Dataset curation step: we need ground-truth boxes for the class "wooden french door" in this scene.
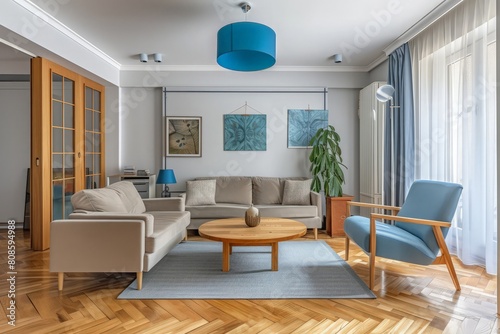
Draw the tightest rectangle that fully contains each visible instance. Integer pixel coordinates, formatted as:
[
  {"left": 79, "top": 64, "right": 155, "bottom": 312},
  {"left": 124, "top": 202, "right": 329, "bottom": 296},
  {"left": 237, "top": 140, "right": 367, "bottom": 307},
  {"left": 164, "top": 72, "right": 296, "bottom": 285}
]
[{"left": 31, "top": 57, "right": 105, "bottom": 250}]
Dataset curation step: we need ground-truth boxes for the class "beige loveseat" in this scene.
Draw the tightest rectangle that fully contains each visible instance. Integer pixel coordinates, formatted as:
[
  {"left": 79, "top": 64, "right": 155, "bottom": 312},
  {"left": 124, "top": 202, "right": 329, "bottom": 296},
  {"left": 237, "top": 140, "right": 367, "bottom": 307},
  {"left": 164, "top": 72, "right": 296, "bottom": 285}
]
[
  {"left": 185, "top": 176, "right": 322, "bottom": 239},
  {"left": 50, "top": 181, "right": 190, "bottom": 290}
]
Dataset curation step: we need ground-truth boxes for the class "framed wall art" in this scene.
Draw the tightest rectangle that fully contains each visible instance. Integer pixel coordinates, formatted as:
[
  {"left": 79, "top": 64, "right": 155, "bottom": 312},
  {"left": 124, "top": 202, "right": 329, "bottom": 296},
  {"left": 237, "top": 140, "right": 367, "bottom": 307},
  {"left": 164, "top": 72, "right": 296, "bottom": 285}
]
[
  {"left": 287, "top": 109, "right": 328, "bottom": 148},
  {"left": 224, "top": 114, "right": 266, "bottom": 151},
  {"left": 166, "top": 116, "right": 202, "bottom": 157}
]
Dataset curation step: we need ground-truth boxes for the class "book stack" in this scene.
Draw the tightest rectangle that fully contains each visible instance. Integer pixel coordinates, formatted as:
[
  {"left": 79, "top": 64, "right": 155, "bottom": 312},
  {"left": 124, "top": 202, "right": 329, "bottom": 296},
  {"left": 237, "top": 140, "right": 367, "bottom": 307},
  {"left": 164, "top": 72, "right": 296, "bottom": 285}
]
[{"left": 123, "top": 166, "right": 136, "bottom": 175}]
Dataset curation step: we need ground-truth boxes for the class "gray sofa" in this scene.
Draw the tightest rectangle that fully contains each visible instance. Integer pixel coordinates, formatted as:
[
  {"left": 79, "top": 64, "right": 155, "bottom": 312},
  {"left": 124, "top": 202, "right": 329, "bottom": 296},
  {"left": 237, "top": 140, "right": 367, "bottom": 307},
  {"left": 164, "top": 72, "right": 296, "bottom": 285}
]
[
  {"left": 184, "top": 176, "right": 322, "bottom": 239},
  {"left": 50, "top": 181, "right": 190, "bottom": 290}
]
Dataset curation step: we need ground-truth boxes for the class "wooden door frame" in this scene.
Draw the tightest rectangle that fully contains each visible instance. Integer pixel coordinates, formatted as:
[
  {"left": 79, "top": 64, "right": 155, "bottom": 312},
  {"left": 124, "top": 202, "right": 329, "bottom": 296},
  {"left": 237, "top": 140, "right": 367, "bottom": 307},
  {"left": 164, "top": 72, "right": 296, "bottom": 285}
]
[{"left": 31, "top": 57, "right": 105, "bottom": 250}]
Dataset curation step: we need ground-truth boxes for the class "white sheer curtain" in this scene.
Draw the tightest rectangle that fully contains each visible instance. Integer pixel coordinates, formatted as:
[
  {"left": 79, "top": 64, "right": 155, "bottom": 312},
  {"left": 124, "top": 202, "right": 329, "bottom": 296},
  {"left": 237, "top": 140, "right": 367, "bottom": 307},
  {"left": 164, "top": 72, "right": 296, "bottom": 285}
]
[{"left": 410, "top": 0, "right": 497, "bottom": 274}]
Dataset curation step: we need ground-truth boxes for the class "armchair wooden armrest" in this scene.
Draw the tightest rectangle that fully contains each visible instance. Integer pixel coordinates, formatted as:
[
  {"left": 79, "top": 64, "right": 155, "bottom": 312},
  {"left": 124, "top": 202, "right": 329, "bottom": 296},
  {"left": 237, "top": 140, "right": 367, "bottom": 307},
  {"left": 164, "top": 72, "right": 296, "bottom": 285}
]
[
  {"left": 347, "top": 201, "right": 401, "bottom": 215},
  {"left": 370, "top": 213, "right": 451, "bottom": 227}
]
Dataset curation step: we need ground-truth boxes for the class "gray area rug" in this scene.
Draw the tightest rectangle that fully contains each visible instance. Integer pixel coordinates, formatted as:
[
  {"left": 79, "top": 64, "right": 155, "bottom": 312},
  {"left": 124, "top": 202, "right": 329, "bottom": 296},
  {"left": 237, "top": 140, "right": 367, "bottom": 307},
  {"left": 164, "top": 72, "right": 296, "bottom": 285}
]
[{"left": 118, "top": 240, "right": 375, "bottom": 299}]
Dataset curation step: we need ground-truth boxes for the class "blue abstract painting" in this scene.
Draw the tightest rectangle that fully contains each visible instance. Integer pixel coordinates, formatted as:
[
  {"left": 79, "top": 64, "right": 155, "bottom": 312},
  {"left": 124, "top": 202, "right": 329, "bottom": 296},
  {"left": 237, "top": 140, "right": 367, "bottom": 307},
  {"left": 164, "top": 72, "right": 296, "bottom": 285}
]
[
  {"left": 287, "top": 109, "right": 328, "bottom": 148},
  {"left": 224, "top": 114, "right": 266, "bottom": 151}
]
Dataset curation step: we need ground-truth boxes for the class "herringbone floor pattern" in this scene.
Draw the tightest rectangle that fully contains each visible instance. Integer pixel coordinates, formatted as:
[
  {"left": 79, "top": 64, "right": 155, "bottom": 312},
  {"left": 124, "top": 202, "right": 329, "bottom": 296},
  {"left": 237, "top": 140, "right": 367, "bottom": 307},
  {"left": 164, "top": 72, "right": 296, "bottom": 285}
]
[{"left": 0, "top": 230, "right": 497, "bottom": 333}]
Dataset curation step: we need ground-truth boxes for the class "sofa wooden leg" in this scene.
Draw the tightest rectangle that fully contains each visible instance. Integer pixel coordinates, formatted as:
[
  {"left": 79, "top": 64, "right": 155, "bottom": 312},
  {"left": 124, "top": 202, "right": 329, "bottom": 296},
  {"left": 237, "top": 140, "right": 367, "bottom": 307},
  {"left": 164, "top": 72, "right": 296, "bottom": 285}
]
[
  {"left": 313, "top": 228, "right": 318, "bottom": 240},
  {"left": 137, "top": 272, "right": 143, "bottom": 290},
  {"left": 58, "top": 272, "right": 64, "bottom": 291}
]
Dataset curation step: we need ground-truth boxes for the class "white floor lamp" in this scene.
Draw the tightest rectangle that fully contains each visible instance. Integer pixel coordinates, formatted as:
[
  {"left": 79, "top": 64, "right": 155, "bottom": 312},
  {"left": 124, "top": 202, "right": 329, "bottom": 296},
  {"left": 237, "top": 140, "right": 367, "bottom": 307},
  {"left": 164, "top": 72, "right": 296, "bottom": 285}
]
[{"left": 376, "top": 84, "right": 399, "bottom": 207}]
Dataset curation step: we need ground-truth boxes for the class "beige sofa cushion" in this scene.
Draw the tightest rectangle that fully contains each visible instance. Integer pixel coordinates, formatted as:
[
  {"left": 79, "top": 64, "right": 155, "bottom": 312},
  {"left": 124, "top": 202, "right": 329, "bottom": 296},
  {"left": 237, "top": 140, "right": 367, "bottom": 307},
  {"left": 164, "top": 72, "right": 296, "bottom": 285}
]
[
  {"left": 186, "top": 179, "right": 216, "bottom": 206},
  {"left": 107, "top": 181, "right": 146, "bottom": 214},
  {"left": 252, "top": 177, "right": 282, "bottom": 204},
  {"left": 145, "top": 211, "right": 190, "bottom": 253},
  {"left": 197, "top": 176, "right": 252, "bottom": 205},
  {"left": 71, "top": 188, "right": 128, "bottom": 212},
  {"left": 187, "top": 203, "right": 248, "bottom": 219},
  {"left": 256, "top": 204, "right": 318, "bottom": 218},
  {"left": 282, "top": 179, "right": 312, "bottom": 205}
]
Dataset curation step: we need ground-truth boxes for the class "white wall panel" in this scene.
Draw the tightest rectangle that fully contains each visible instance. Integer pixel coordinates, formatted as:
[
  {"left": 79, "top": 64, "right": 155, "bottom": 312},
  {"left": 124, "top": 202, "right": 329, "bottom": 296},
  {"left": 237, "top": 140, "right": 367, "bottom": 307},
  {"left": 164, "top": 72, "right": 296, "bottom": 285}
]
[{"left": 0, "top": 82, "right": 30, "bottom": 223}]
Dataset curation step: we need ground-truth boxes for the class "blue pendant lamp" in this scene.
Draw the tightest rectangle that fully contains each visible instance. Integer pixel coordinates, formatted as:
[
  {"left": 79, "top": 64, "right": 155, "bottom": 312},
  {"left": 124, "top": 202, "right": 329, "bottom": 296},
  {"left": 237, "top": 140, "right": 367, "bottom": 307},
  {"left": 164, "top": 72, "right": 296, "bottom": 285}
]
[{"left": 217, "top": 3, "right": 276, "bottom": 72}]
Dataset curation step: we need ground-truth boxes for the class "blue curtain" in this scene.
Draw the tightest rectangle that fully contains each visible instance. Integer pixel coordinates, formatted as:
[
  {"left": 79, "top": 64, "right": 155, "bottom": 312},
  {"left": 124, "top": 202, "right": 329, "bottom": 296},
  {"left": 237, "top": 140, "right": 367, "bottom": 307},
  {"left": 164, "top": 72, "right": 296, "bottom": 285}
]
[{"left": 384, "top": 43, "right": 414, "bottom": 207}]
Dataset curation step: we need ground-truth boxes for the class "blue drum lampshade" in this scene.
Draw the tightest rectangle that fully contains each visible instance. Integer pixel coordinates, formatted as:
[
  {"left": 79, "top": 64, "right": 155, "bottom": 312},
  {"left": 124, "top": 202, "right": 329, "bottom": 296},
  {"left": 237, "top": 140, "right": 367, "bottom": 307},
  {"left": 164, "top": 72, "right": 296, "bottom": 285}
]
[
  {"left": 157, "top": 169, "right": 177, "bottom": 185},
  {"left": 157, "top": 169, "right": 177, "bottom": 197},
  {"left": 217, "top": 22, "right": 276, "bottom": 72}
]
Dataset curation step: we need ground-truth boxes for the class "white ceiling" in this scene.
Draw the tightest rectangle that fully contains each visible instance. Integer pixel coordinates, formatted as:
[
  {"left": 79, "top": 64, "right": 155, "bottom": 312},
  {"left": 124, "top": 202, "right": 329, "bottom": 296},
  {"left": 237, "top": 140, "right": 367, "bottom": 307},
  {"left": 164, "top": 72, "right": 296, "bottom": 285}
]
[{"left": 18, "top": 0, "right": 446, "bottom": 70}]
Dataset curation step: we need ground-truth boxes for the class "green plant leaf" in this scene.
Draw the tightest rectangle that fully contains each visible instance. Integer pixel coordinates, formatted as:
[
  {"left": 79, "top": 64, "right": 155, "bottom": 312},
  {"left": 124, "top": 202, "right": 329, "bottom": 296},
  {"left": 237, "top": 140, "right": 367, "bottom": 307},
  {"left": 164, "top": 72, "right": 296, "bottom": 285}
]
[{"left": 307, "top": 125, "right": 346, "bottom": 197}]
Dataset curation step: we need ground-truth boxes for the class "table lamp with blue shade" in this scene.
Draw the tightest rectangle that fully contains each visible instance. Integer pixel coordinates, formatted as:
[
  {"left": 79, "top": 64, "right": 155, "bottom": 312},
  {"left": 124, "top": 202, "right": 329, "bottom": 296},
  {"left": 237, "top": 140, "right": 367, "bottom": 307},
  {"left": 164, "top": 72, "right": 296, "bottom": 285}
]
[{"left": 157, "top": 169, "right": 176, "bottom": 197}]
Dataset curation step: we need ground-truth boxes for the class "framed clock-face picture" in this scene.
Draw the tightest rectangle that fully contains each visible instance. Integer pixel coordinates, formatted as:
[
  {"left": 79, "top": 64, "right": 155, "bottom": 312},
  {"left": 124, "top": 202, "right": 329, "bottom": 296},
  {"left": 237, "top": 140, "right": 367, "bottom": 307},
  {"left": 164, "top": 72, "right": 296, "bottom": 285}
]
[{"left": 166, "top": 116, "right": 202, "bottom": 157}]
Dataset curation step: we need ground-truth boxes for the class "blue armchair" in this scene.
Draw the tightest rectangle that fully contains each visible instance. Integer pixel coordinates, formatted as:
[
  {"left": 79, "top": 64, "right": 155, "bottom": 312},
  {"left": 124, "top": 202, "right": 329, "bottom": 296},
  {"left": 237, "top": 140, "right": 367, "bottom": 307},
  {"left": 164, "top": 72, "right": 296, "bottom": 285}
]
[{"left": 344, "top": 180, "right": 463, "bottom": 290}]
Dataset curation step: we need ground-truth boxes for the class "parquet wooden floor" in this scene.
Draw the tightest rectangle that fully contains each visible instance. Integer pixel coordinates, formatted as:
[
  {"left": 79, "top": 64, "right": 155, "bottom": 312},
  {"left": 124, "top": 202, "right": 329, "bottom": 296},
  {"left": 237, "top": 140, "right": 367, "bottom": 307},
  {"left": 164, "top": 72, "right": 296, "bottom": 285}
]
[{"left": 0, "top": 230, "right": 497, "bottom": 333}]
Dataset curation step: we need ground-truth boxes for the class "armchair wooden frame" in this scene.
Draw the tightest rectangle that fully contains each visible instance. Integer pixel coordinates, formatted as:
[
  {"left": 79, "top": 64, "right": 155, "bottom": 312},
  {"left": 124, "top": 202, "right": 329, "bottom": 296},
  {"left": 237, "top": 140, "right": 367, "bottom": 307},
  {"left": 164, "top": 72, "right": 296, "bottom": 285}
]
[{"left": 345, "top": 201, "right": 461, "bottom": 291}]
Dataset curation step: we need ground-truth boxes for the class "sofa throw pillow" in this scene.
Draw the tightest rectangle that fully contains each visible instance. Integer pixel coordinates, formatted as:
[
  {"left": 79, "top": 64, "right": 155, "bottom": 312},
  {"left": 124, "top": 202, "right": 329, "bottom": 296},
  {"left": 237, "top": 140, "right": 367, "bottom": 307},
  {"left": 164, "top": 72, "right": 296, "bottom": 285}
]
[
  {"left": 282, "top": 179, "right": 312, "bottom": 205},
  {"left": 196, "top": 177, "right": 252, "bottom": 205},
  {"left": 252, "top": 177, "right": 282, "bottom": 204},
  {"left": 71, "top": 188, "right": 128, "bottom": 212},
  {"left": 107, "top": 181, "right": 146, "bottom": 214},
  {"left": 186, "top": 179, "right": 216, "bottom": 206}
]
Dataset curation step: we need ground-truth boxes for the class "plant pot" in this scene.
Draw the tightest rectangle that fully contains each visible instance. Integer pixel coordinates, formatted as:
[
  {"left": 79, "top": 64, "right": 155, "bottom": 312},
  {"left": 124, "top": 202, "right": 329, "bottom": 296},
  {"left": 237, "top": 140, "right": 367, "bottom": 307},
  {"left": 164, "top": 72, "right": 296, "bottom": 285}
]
[{"left": 325, "top": 194, "right": 354, "bottom": 237}]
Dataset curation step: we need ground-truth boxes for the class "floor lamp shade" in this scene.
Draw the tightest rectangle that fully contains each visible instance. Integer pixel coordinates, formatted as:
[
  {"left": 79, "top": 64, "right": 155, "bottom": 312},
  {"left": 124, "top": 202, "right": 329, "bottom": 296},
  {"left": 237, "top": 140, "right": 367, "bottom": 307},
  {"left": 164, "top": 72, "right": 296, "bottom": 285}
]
[{"left": 217, "top": 22, "right": 276, "bottom": 71}]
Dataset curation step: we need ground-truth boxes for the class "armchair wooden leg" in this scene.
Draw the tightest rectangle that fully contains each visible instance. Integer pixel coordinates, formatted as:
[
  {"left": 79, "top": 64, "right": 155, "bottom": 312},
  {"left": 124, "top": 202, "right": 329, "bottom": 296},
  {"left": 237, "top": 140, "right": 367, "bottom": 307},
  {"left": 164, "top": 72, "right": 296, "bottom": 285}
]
[
  {"left": 345, "top": 236, "right": 350, "bottom": 260},
  {"left": 369, "top": 216, "right": 377, "bottom": 290},
  {"left": 137, "top": 272, "right": 143, "bottom": 290},
  {"left": 432, "top": 226, "right": 461, "bottom": 291},
  {"left": 369, "top": 253, "right": 375, "bottom": 290},
  {"left": 58, "top": 272, "right": 64, "bottom": 291},
  {"left": 313, "top": 228, "right": 318, "bottom": 240}
]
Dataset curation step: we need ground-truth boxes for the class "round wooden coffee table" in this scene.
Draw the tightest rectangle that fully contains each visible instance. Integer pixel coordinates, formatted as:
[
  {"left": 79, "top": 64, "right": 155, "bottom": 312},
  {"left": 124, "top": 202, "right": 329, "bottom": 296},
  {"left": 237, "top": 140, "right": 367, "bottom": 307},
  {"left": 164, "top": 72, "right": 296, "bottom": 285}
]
[{"left": 198, "top": 217, "right": 306, "bottom": 272}]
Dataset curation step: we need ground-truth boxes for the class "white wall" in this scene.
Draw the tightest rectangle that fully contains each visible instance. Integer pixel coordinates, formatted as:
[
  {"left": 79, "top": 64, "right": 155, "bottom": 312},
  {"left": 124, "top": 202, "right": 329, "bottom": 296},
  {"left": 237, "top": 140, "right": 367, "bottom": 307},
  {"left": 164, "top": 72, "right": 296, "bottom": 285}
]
[
  {"left": 119, "top": 87, "right": 163, "bottom": 173},
  {"left": 369, "top": 59, "right": 389, "bottom": 83},
  {"left": 163, "top": 89, "right": 326, "bottom": 190},
  {"left": 118, "top": 86, "right": 361, "bottom": 200},
  {"left": 328, "top": 88, "right": 360, "bottom": 199},
  {"left": 104, "top": 85, "right": 121, "bottom": 176},
  {"left": 0, "top": 82, "right": 30, "bottom": 223}
]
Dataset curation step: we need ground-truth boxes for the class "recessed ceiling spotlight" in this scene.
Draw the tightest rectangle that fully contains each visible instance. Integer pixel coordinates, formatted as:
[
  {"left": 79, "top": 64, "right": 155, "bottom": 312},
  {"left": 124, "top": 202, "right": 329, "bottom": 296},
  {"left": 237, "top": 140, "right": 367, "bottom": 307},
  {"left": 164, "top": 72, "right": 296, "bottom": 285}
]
[
  {"left": 333, "top": 54, "right": 342, "bottom": 63},
  {"left": 139, "top": 53, "right": 148, "bottom": 63},
  {"left": 153, "top": 53, "right": 162, "bottom": 63}
]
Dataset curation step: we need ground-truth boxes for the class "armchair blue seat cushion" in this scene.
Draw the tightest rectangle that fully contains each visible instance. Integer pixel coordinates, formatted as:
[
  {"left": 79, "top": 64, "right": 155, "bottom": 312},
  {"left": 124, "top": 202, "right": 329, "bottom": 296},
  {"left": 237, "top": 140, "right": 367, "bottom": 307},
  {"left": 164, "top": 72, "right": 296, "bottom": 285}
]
[
  {"left": 345, "top": 180, "right": 463, "bottom": 265},
  {"left": 344, "top": 216, "right": 437, "bottom": 265},
  {"left": 394, "top": 181, "right": 462, "bottom": 255},
  {"left": 343, "top": 180, "right": 463, "bottom": 290}
]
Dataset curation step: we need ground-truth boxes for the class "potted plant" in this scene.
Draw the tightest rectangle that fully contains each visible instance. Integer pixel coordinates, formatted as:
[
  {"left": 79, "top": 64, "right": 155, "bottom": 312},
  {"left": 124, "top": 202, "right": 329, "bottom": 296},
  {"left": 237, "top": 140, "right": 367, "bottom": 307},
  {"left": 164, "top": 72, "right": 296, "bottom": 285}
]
[{"left": 309, "top": 125, "right": 353, "bottom": 237}]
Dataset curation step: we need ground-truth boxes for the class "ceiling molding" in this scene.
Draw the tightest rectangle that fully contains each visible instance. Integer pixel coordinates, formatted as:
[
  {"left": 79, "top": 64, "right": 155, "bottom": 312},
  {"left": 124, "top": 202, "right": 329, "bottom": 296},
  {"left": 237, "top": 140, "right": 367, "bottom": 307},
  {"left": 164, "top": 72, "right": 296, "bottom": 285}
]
[
  {"left": 383, "top": 0, "right": 463, "bottom": 55},
  {"left": 365, "top": 54, "right": 388, "bottom": 72},
  {"left": 0, "top": 37, "right": 36, "bottom": 57},
  {"left": 12, "top": 0, "right": 121, "bottom": 69},
  {"left": 120, "top": 64, "right": 369, "bottom": 73}
]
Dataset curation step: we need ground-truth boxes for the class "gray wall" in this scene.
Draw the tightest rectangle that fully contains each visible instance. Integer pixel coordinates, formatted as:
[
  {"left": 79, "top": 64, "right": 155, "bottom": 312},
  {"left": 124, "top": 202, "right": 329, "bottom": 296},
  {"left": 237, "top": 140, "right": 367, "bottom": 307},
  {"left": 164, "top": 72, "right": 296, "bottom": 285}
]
[
  {"left": 118, "top": 86, "right": 361, "bottom": 199},
  {"left": 328, "top": 88, "right": 360, "bottom": 199},
  {"left": 104, "top": 85, "right": 121, "bottom": 176},
  {"left": 369, "top": 59, "right": 389, "bottom": 83},
  {"left": 118, "top": 87, "right": 163, "bottom": 175},
  {"left": 0, "top": 82, "right": 30, "bottom": 223}
]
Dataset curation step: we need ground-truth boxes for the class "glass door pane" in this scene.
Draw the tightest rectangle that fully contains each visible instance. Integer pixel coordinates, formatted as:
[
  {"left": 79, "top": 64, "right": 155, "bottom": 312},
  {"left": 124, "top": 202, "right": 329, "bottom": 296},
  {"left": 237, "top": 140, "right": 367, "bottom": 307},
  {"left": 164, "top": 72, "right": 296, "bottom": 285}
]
[
  {"left": 51, "top": 73, "right": 75, "bottom": 219},
  {"left": 84, "top": 85, "right": 102, "bottom": 189}
]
